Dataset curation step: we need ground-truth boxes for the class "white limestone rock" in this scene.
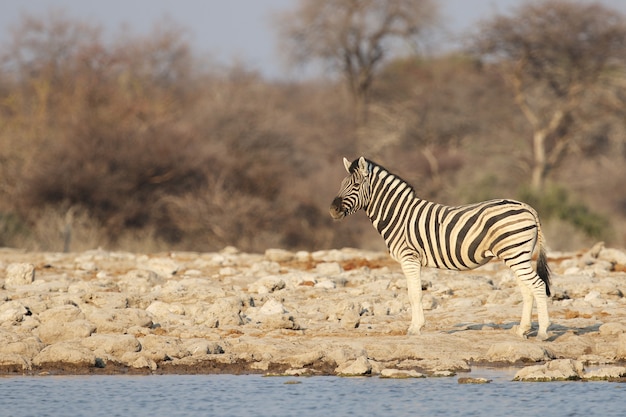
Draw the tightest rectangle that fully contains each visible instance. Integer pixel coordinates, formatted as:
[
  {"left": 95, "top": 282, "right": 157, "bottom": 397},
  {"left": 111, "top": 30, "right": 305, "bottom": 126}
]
[
  {"left": 380, "top": 369, "right": 425, "bottom": 378},
  {"left": 83, "top": 307, "right": 153, "bottom": 333},
  {"left": 0, "top": 301, "right": 31, "bottom": 324},
  {"left": 514, "top": 359, "right": 584, "bottom": 381},
  {"left": 248, "top": 276, "right": 286, "bottom": 294},
  {"left": 336, "top": 356, "right": 372, "bottom": 376},
  {"left": 618, "top": 333, "right": 626, "bottom": 360},
  {"left": 264, "top": 249, "right": 294, "bottom": 263},
  {"left": 117, "top": 269, "right": 163, "bottom": 293},
  {"left": 599, "top": 322, "right": 626, "bottom": 336},
  {"left": 486, "top": 342, "right": 555, "bottom": 363},
  {"left": 36, "top": 320, "right": 96, "bottom": 344},
  {"left": 38, "top": 304, "right": 85, "bottom": 323},
  {"left": 5, "top": 263, "right": 35, "bottom": 287},
  {"left": 0, "top": 333, "right": 44, "bottom": 359},
  {"left": 81, "top": 334, "right": 141, "bottom": 358},
  {"left": 582, "top": 366, "right": 626, "bottom": 380},
  {"left": 33, "top": 341, "right": 97, "bottom": 367},
  {"left": 315, "top": 262, "right": 343, "bottom": 275}
]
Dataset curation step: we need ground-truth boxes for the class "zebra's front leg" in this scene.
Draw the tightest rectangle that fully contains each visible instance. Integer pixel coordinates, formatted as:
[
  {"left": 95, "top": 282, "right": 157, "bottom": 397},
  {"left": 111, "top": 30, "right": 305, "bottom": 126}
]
[{"left": 401, "top": 257, "right": 424, "bottom": 335}]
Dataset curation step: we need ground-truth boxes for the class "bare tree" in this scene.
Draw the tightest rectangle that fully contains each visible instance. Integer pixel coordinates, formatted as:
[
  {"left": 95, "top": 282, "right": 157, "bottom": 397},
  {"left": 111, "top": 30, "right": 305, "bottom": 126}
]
[
  {"left": 472, "top": 1, "right": 626, "bottom": 192},
  {"left": 275, "top": 0, "right": 438, "bottom": 125}
]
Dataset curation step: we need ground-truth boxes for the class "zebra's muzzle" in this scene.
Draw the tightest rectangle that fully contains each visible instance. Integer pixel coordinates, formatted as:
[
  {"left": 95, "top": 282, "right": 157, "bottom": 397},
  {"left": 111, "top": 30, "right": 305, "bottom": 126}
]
[{"left": 329, "top": 197, "right": 346, "bottom": 220}]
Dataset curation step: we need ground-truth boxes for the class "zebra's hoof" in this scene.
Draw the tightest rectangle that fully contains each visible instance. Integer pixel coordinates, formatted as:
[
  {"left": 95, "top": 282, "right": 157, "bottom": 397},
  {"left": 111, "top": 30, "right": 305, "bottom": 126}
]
[
  {"left": 513, "top": 325, "right": 530, "bottom": 339},
  {"left": 407, "top": 325, "right": 422, "bottom": 336},
  {"left": 536, "top": 331, "right": 551, "bottom": 341}
]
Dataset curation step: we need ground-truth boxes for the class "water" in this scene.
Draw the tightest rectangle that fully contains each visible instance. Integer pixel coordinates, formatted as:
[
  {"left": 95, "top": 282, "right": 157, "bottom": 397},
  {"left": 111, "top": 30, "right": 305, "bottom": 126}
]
[{"left": 1, "top": 369, "right": 624, "bottom": 417}]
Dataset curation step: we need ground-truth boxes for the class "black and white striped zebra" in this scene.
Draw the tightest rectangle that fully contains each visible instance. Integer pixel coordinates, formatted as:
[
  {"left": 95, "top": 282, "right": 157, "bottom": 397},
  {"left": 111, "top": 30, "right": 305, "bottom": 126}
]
[{"left": 330, "top": 157, "right": 551, "bottom": 340}]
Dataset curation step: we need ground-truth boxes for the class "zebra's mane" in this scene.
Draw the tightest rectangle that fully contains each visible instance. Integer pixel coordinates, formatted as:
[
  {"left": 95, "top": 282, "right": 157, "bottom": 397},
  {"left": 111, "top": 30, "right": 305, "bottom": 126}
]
[{"left": 350, "top": 158, "right": 416, "bottom": 196}]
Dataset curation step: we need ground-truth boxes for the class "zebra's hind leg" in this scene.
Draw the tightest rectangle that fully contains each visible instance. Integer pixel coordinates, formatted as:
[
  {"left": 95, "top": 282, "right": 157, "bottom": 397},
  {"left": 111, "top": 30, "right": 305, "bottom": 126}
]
[
  {"left": 509, "top": 260, "right": 551, "bottom": 340},
  {"left": 401, "top": 257, "right": 424, "bottom": 335},
  {"left": 515, "top": 278, "right": 534, "bottom": 338},
  {"left": 533, "top": 287, "right": 551, "bottom": 341}
]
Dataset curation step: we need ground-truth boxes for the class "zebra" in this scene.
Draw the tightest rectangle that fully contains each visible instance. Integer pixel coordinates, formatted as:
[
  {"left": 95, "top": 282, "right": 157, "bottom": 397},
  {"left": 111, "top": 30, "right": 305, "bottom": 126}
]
[{"left": 330, "top": 157, "right": 551, "bottom": 340}]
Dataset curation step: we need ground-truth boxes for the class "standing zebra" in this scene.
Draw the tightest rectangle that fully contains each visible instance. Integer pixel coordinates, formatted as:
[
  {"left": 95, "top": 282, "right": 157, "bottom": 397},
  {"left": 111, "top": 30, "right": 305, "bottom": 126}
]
[{"left": 330, "top": 157, "right": 551, "bottom": 340}]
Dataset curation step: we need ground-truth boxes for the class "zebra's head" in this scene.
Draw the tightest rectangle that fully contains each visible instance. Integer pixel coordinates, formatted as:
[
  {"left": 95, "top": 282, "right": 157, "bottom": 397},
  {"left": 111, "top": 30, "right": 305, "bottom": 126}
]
[{"left": 330, "top": 157, "right": 371, "bottom": 220}]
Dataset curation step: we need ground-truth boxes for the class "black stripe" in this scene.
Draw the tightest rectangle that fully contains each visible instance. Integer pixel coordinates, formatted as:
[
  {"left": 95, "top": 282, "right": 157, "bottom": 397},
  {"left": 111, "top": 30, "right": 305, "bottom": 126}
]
[
  {"left": 489, "top": 224, "right": 537, "bottom": 250},
  {"left": 467, "top": 208, "right": 528, "bottom": 263},
  {"left": 495, "top": 237, "right": 534, "bottom": 257}
]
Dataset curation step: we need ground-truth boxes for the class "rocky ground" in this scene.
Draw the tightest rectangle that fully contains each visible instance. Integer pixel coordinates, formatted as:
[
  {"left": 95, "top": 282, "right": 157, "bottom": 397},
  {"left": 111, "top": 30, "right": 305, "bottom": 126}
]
[{"left": 1, "top": 243, "right": 625, "bottom": 382}]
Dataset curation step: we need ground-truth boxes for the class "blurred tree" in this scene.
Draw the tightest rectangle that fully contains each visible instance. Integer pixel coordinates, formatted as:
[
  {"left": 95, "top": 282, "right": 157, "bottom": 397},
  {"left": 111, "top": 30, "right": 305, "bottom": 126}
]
[
  {"left": 472, "top": 0, "right": 626, "bottom": 192},
  {"left": 275, "top": 0, "right": 438, "bottom": 125}
]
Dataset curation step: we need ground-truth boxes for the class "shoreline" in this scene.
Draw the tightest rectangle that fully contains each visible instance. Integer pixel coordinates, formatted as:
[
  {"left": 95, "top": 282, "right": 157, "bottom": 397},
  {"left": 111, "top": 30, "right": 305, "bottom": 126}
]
[{"left": 1, "top": 245, "right": 626, "bottom": 381}]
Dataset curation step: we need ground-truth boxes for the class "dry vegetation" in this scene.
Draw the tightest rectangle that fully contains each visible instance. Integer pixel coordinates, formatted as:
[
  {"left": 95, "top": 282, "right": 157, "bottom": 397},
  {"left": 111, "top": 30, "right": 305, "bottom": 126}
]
[{"left": 0, "top": 1, "right": 625, "bottom": 253}]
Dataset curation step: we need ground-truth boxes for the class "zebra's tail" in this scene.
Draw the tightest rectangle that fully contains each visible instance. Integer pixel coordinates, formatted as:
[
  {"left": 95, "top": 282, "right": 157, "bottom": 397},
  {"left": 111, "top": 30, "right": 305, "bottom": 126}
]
[{"left": 536, "top": 222, "right": 551, "bottom": 297}]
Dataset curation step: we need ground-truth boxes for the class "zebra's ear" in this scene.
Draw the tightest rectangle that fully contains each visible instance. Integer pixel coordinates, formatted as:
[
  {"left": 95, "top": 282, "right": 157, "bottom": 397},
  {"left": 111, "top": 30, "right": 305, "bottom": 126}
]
[
  {"left": 357, "top": 157, "right": 369, "bottom": 176},
  {"left": 343, "top": 157, "right": 351, "bottom": 173}
]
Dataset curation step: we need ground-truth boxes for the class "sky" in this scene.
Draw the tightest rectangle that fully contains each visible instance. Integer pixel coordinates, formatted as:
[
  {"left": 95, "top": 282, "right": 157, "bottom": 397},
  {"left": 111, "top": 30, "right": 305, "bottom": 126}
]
[{"left": 1, "top": 0, "right": 626, "bottom": 79}]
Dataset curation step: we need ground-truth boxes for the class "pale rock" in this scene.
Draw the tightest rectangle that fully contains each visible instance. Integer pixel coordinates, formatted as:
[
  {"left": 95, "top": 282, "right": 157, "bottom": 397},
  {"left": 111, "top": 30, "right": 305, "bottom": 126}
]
[
  {"left": 258, "top": 299, "right": 287, "bottom": 315},
  {"left": 264, "top": 249, "right": 294, "bottom": 262},
  {"left": 458, "top": 377, "right": 491, "bottom": 384},
  {"left": 204, "top": 297, "right": 245, "bottom": 327},
  {"left": 0, "top": 353, "right": 32, "bottom": 370},
  {"left": 380, "top": 369, "right": 425, "bottom": 378},
  {"left": 81, "top": 334, "right": 141, "bottom": 357},
  {"left": 417, "top": 358, "right": 471, "bottom": 374},
  {"left": 38, "top": 304, "right": 85, "bottom": 323},
  {"left": 422, "top": 293, "right": 438, "bottom": 310},
  {"left": 325, "top": 347, "right": 367, "bottom": 366},
  {"left": 117, "top": 269, "right": 163, "bottom": 293},
  {"left": 597, "top": 247, "right": 626, "bottom": 267},
  {"left": 144, "top": 257, "right": 180, "bottom": 276},
  {"left": 314, "top": 280, "right": 336, "bottom": 289},
  {"left": 248, "top": 276, "right": 286, "bottom": 294},
  {"left": 295, "top": 251, "right": 311, "bottom": 262},
  {"left": 618, "top": 333, "right": 626, "bottom": 359},
  {"left": 315, "top": 262, "right": 343, "bottom": 275},
  {"left": 486, "top": 342, "right": 555, "bottom": 363},
  {"left": 514, "top": 359, "right": 584, "bottom": 381},
  {"left": 5, "top": 263, "right": 35, "bottom": 287},
  {"left": 219, "top": 267, "right": 238, "bottom": 276},
  {"left": 564, "top": 267, "right": 582, "bottom": 275},
  {"left": 146, "top": 301, "right": 186, "bottom": 321},
  {"left": 336, "top": 355, "right": 371, "bottom": 376},
  {"left": 0, "top": 335, "right": 44, "bottom": 358},
  {"left": 138, "top": 335, "right": 190, "bottom": 361},
  {"left": 83, "top": 308, "right": 153, "bottom": 333},
  {"left": 582, "top": 366, "right": 626, "bottom": 380},
  {"left": 184, "top": 339, "right": 224, "bottom": 356},
  {"left": 447, "top": 298, "right": 483, "bottom": 309},
  {"left": 77, "top": 262, "right": 97, "bottom": 271},
  {"left": 120, "top": 351, "right": 158, "bottom": 370},
  {"left": 257, "top": 314, "right": 299, "bottom": 330},
  {"left": 36, "top": 319, "right": 96, "bottom": 344},
  {"left": 158, "top": 278, "right": 227, "bottom": 302},
  {"left": 584, "top": 291, "right": 601, "bottom": 302},
  {"left": 0, "top": 301, "right": 31, "bottom": 324},
  {"left": 283, "top": 350, "right": 324, "bottom": 368},
  {"left": 33, "top": 341, "right": 97, "bottom": 367},
  {"left": 599, "top": 322, "right": 626, "bottom": 336},
  {"left": 249, "top": 261, "right": 281, "bottom": 275},
  {"left": 282, "top": 368, "right": 317, "bottom": 376},
  {"left": 337, "top": 303, "right": 361, "bottom": 329}
]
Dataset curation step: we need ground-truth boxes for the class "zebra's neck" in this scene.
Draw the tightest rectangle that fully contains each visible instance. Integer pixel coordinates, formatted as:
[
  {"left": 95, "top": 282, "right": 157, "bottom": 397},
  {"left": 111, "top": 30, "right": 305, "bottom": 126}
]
[{"left": 365, "top": 163, "right": 417, "bottom": 234}]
